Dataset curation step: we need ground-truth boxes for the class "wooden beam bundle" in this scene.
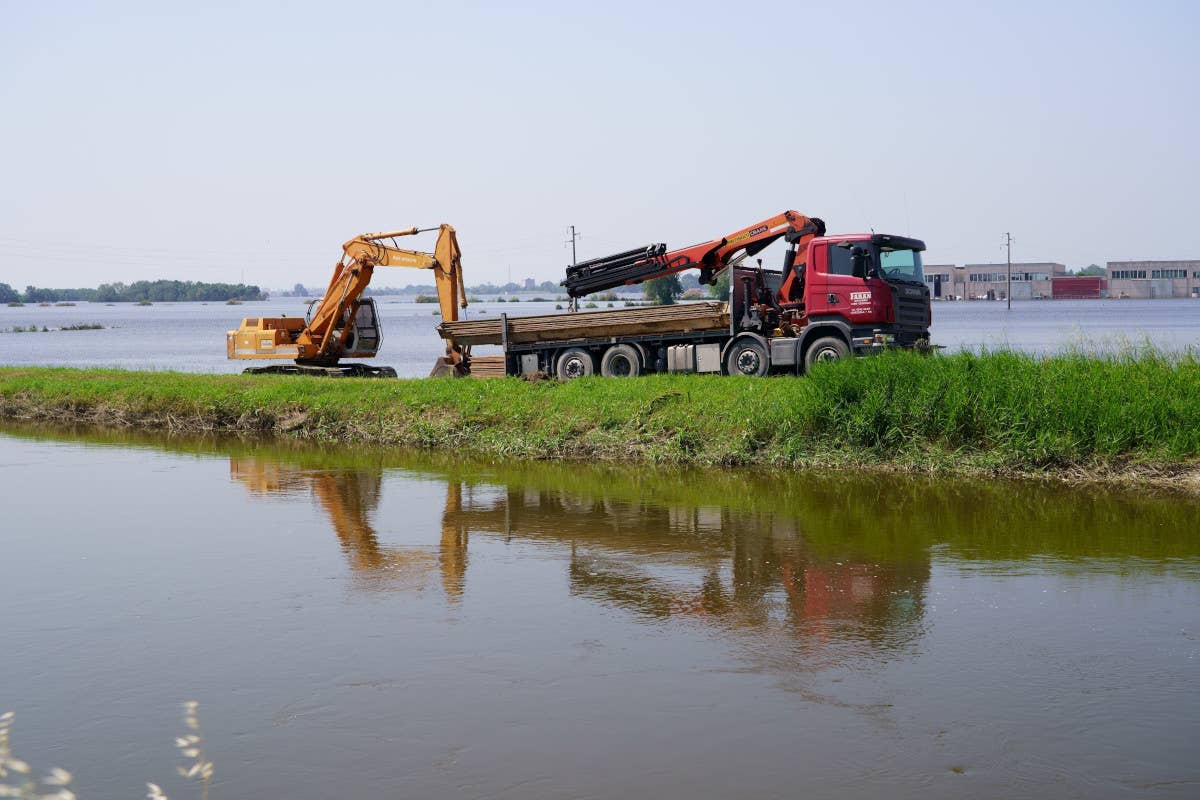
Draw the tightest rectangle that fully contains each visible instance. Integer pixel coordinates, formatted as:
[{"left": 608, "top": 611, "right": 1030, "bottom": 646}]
[{"left": 440, "top": 302, "right": 730, "bottom": 347}]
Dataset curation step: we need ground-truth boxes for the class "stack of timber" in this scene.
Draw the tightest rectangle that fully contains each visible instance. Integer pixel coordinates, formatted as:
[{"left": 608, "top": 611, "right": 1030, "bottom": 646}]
[
  {"left": 440, "top": 302, "right": 730, "bottom": 347},
  {"left": 464, "top": 354, "right": 507, "bottom": 378}
]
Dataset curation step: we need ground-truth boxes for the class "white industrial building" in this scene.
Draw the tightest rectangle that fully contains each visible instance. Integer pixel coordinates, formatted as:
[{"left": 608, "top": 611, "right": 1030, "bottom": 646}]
[{"left": 1105, "top": 260, "right": 1200, "bottom": 299}]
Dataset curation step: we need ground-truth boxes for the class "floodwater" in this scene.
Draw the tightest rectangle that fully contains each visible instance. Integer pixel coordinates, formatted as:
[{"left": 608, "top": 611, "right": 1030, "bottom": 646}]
[
  {"left": 2, "top": 426, "right": 1198, "bottom": 798},
  {"left": 1, "top": 297, "right": 1198, "bottom": 376}
]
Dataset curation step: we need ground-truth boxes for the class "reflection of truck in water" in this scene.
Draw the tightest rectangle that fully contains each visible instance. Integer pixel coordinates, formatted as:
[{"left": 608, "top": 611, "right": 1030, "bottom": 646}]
[{"left": 441, "top": 211, "right": 932, "bottom": 379}]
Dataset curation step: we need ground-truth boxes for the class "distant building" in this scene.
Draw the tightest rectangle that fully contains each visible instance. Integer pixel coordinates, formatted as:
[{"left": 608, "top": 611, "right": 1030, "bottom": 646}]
[
  {"left": 1052, "top": 276, "right": 1106, "bottom": 299},
  {"left": 523, "top": 277, "right": 536, "bottom": 290},
  {"left": 1105, "top": 260, "right": 1200, "bottom": 299},
  {"left": 922, "top": 265, "right": 955, "bottom": 298},
  {"left": 959, "top": 262, "right": 1066, "bottom": 301}
]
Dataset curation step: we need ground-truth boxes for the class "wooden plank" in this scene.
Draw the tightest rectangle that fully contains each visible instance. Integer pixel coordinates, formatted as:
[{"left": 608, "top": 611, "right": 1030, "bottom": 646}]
[
  {"left": 465, "top": 354, "right": 507, "bottom": 378},
  {"left": 441, "top": 302, "right": 730, "bottom": 347}
]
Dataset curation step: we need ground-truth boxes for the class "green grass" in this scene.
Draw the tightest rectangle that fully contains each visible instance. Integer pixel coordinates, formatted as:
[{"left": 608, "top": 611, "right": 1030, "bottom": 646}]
[{"left": 0, "top": 349, "right": 1198, "bottom": 481}]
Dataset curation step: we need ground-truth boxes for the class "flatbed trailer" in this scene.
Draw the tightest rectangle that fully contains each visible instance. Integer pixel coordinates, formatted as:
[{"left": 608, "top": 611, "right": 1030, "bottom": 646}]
[
  {"left": 441, "top": 302, "right": 730, "bottom": 347},
  {"left": 440, "top": 302, "right": 732, "bottom": 379}
]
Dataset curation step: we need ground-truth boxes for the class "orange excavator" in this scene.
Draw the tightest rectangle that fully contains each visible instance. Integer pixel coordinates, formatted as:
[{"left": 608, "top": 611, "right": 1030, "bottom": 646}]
[{"left": 227, "top": 225, "right": 469, "bottom": 377}]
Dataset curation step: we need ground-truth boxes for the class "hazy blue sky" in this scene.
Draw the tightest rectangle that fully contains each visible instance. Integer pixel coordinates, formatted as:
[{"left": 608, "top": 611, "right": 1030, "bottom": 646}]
[{"left": 2, "top": 0, "right": 1197, "bottom": 289}]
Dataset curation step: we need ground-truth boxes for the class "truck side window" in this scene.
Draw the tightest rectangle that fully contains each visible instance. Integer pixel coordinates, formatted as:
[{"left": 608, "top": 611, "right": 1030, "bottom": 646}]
[{"left": 827, "top": 246, "right": 855, "bottom": 276}]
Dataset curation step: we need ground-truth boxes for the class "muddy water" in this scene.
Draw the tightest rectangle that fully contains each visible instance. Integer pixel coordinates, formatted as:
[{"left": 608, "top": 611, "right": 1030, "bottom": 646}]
[{"left": 2, "top": 427, "right": 1198, "bottom": 799}]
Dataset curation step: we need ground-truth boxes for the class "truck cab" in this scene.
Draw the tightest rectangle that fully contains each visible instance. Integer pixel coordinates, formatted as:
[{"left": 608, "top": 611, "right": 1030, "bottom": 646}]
[{"left": 721, "top": 232, "right": 931, "bottom": 375}]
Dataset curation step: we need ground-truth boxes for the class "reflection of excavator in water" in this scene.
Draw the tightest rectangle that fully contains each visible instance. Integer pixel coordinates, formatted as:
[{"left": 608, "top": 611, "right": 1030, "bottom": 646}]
[
  {"left": 229, "top": 458, "right": 469, "bottom": 599},
  {"left": 226, "top": 225, "right": 470, "bottom": 377}
]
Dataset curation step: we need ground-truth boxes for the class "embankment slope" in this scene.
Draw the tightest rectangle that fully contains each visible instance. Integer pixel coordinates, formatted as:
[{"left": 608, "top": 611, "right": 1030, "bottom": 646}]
[{"left": 1, "top": 351, "right": 1197, "bottom": 488}]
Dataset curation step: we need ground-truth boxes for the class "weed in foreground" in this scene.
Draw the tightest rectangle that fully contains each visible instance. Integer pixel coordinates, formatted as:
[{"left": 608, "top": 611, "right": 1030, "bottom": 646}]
[{"left": 0, "top": 703, "right": 213, "bottom": 800}]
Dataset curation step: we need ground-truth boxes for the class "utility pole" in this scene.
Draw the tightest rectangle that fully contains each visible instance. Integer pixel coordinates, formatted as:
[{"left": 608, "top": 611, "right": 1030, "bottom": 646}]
[
  {"left": 566, "top": 225, "right": 580, "bottom": 266},
  {"left": 1005, "top": 231, "right": 1013, "bottom": 311},
  {"left": 565, "top": 226, "right": 581, "bottom": 312}
]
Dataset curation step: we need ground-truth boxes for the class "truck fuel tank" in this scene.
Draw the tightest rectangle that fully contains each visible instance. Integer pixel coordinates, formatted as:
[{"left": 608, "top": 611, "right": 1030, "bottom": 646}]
[{"left": 667, "top": 344, "right": 721, "bottom": 374}]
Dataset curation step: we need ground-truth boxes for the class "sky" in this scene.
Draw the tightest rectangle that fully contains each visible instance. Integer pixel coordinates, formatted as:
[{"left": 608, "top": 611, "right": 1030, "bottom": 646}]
[{"left": 1, "top": 0, "right": 1198, "bottom": 290}]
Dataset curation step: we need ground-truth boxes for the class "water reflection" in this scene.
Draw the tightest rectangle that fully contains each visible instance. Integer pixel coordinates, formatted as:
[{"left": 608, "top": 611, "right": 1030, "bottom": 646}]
[
  {"left": 4, "top": 425, "right": 1198, "bottom": 799},
  {"left": 231, "top": 457, "right": 470, "bottom": 598},
  {"left": 225, "top": 453, "right": 935, "bottom": 674},
  {"left": 7, "top": 422, "right": 1199, "bottom": 659}
]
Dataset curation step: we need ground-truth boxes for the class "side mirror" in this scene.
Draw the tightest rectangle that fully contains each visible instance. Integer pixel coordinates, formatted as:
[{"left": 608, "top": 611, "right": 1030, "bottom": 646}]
[{"left": 850, "top": 247, "right": 867, "bottom": 279}]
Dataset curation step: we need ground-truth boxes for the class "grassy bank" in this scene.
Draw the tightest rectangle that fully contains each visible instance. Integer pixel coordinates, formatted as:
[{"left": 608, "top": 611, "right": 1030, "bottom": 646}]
[{"left": 0, "top": 350, "right": 1198, "bottom": 486}]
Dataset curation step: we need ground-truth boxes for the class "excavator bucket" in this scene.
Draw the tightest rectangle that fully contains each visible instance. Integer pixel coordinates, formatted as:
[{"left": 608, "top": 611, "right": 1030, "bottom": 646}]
[{"left": 429, "top": 357, "right": 459, "bottom": 378}]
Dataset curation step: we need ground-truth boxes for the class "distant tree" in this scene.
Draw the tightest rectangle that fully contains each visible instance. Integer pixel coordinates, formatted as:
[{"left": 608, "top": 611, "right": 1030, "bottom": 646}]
[
  {"left": 1076, "top": 264, "right": 1105, "bottom": 277},
  {"left": 709, "top": 271, "right": 731, "bottom": 301},
  {"left": 24, "top": 280, "right": 264, "bottom": 303},
  {"left": 23, "top": 285, "right": 59, "bottom": 303},
  {"left": 0, "top": 283, "right": 19, "bottom": 303},
  {"left": 96, "top": 283, "right": 124, "bottom": 302},
  {"left": 643, "top": 275, "right": 683, "bottom": 305},
  {"left": 292, "top": 282, "right": 308, "bottom": 296}
]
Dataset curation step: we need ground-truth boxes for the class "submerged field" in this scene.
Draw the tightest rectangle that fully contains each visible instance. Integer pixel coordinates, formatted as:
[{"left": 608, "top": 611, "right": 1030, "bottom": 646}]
[{"left": 1, "top": 350, "right": 1198, "bottom": 488}]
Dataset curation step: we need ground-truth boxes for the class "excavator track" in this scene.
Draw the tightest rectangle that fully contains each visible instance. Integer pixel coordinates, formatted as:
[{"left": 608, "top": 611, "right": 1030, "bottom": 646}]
[{"left": 242, "top": 363, "right": 398, "bottom": 378}]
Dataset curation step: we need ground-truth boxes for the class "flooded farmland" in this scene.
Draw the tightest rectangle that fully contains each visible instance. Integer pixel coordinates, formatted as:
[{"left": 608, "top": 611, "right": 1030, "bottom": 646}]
[
  {"left": 2, "top": 425, "right": 1198, "bottom": 798},
  {"left": 1, "top": 297, "right": 1198, "bottom": 376}
]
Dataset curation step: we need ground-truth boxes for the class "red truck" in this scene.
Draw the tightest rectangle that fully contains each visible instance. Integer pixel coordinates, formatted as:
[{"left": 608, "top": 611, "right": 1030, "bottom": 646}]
[{"left": 441, "top": 211, "right": 932, "bottom": 378}]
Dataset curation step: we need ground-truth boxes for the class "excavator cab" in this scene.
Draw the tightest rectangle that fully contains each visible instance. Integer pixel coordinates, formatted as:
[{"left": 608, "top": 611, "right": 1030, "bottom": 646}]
[{"left": 325, "top": 298, "right": 381, "bottom": 358}]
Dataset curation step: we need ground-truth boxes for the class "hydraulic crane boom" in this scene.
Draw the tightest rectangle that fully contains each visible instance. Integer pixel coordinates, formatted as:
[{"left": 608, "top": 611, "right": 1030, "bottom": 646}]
[
  {"left": 227, "top": 224, "right": 469, "bottom": 377},
  {"left": 561, "top": 211, "right": 826, "bottom": 300}
]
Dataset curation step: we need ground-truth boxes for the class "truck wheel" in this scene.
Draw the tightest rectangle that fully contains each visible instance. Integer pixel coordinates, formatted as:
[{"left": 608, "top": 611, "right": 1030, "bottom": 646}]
[
  {"left": 804, "top": 336, "right": 849, "bottom": 371},
  {"left": 725, "top": 338, "right": 769, "bottom": 377},
  {"left": 600, "top": 344, "right": 641, "bottom": 378},
  {"left": 556, "top": 348, "right": 594, "bottom": 380}
]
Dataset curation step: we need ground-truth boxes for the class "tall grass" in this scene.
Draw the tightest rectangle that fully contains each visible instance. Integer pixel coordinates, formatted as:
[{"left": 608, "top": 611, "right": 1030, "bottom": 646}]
[{"left": 0, "top": 349, "right": 1197, "bottom": 478}]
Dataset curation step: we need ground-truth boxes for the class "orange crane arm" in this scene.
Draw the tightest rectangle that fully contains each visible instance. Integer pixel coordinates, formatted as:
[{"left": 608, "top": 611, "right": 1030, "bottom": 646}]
[
  {"left": 670, "top": 211, "right": 825, "bottom": 284},
  {"left": 561, "top": 211, "right": 825, "bottom": 299}
]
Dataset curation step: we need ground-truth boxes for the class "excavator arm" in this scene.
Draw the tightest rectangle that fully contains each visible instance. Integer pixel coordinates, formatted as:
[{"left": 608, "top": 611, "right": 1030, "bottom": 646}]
[
  {"left": 341, "top": 225, "right": 467, "bottom": 330},
  {"left": 561, "top": 211, "right": 826, "bottom": 301},
  {"left": 297, "top": 224, "right": 467, "bottom": 362}
]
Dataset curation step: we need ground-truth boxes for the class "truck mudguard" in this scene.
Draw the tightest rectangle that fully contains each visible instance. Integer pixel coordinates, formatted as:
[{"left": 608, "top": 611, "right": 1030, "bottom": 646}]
[{"left": 797, "top": 318, "right": 853, "bottom": 355}]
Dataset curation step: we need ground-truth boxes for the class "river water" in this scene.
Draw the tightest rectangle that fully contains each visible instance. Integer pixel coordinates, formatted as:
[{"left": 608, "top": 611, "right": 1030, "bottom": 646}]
[
  {"left": 2, "top": 426, "right": 1197, "bottom": 798},
  {"left": 1, "top": 298, "right": 1198, "bottom": 376}
]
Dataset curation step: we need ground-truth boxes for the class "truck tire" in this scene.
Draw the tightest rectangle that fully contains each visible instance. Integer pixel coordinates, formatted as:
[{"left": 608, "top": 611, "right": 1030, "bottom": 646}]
[
  {"left": 600, "top": 344, "right": 641, "bottom": 378},
  {"left": 804, "top": 336, "right": 849, "bottom": 371},
  {"left": 556, "top": 348, "right": 594, "bottom": 380},
  {"left": 724, "top": 338, "right": 769, "bottom": 377}
]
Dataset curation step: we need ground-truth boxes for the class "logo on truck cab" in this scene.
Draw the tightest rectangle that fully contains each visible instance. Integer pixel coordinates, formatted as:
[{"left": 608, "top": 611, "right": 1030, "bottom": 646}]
[{"left": 850, "top": 291, "right": 872, "bottom": 303}]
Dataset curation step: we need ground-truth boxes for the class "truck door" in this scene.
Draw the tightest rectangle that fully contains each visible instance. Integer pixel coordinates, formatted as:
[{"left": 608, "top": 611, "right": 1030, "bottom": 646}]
[{"left": 812, "top": 243, "right": 873, "bottom": 322}]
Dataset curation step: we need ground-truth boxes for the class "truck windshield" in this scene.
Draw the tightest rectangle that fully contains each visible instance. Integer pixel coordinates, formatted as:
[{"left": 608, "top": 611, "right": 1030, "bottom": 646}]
[{"left": 878, "top": 248, "right": 924, "bottom": 282}]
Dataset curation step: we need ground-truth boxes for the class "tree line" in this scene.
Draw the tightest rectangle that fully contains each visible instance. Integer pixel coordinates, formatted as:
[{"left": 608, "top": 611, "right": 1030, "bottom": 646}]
[{"left": 0, "top": 281, "right": 266, "bottom": 303}]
